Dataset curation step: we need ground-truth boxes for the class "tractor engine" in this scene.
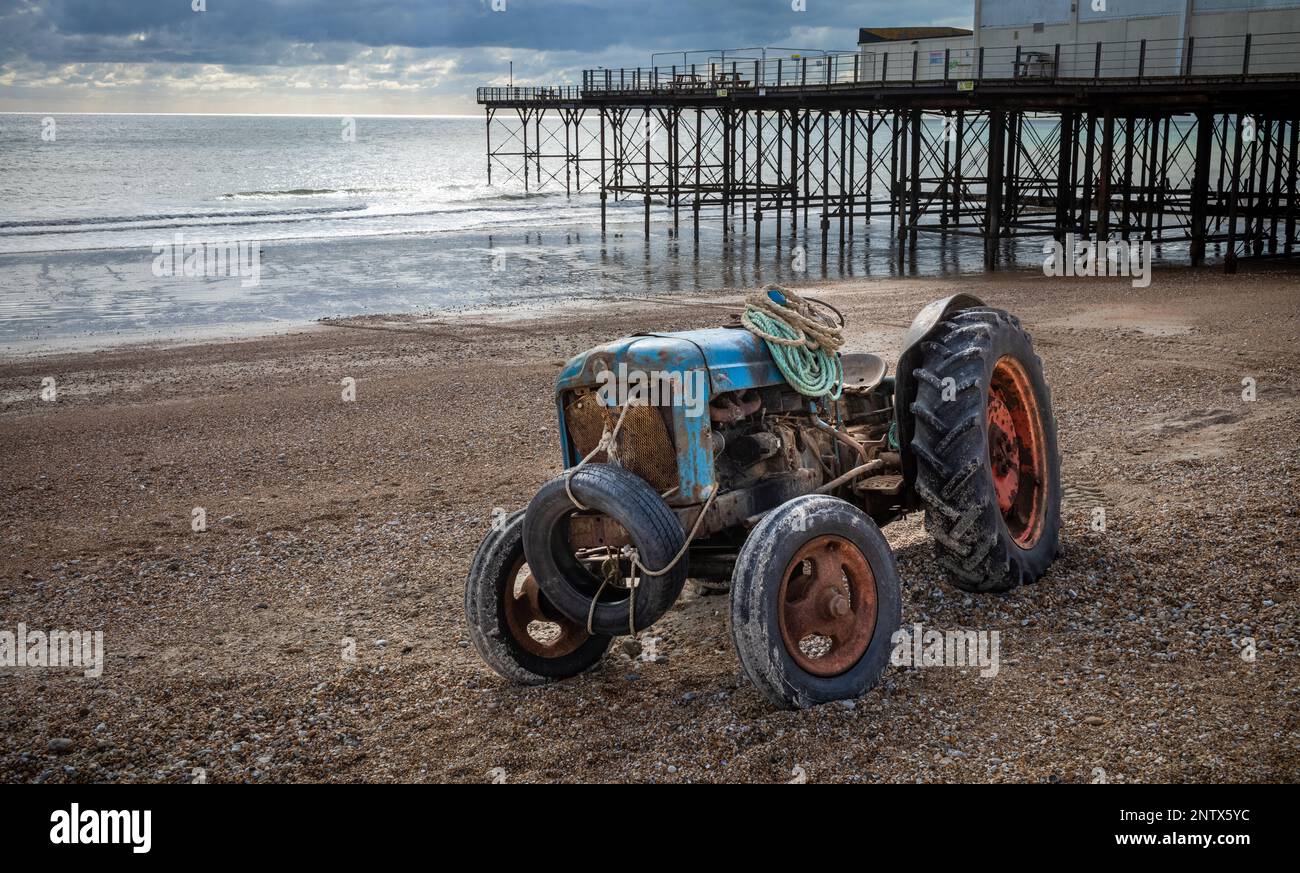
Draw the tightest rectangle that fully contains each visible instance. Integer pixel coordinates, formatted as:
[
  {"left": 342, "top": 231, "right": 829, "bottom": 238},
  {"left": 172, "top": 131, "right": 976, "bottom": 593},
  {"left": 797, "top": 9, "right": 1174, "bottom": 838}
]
[
  {"left": 706, "top": 375, "right": 900, "bottom": 521},
  {"left": 555, "top": 337, "right": 905, "bottom": 576}
]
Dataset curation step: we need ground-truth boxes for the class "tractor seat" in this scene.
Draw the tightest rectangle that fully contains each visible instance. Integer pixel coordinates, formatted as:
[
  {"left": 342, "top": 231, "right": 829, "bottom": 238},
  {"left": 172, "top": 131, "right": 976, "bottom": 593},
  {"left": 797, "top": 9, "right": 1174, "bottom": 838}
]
[{"left": 840, "top": 353, "right": 888, "bottom": 393}]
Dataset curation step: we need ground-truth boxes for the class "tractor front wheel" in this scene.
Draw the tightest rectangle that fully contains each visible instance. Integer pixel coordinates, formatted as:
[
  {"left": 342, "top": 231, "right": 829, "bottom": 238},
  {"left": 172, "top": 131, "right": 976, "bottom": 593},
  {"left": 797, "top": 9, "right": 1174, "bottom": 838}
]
[
  {"left": 909, "top": 306, "right": 1061, "bottom": 592},
  {"left": 730, "top": 495, "right": 901, "bottom": 710},
  {"left": 465, "top": 510, "right": 611, "bottom": 684}
]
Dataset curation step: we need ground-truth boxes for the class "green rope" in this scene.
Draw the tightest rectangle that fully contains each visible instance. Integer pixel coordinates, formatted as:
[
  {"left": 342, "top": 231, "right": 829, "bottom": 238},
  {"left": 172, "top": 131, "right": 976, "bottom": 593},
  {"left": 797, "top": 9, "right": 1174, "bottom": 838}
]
[{"left": 743, "top": 289, "right": 844, "bottom": 400}]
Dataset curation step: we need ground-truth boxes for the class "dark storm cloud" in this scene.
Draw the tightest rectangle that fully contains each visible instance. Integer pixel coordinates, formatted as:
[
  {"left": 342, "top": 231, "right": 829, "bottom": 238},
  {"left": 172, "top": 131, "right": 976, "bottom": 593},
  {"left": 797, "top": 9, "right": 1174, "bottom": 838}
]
[
  {"left": 1, "top": 0, "right": 971, "bottom": 66},
  {"left": 0, "top": 0, "right": 971, "bottom": 112}
]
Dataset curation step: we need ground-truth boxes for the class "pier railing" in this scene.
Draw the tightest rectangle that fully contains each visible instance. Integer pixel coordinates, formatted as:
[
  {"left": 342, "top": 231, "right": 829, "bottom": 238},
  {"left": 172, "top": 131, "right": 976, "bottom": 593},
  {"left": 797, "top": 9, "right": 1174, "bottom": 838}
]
[
  {"left": 475, "top": 85, "right": 583, "bottom": 103},
  {"left": 580, "top": 32, "right": 1298, "bottom": 93},
  {"left": 478, "top": 32, "right": 1300, "bottom": 103}
]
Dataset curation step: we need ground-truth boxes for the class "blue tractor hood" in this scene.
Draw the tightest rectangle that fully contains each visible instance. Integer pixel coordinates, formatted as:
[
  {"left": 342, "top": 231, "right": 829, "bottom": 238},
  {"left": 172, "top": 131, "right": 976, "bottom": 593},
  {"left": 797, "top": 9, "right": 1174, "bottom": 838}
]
[
  {"left": 555, "top": 326, "right": 786, "bottom": 395},
  {"left": 554, "top": 326, "right": 789, "bottom": 504}
]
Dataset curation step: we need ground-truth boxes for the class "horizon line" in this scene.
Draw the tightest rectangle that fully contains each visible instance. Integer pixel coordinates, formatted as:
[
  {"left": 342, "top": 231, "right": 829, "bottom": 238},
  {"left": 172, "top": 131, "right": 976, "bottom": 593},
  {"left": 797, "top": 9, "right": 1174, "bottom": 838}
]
[{"left": 0, "top": 111, "right": 481, "bottom": 119}]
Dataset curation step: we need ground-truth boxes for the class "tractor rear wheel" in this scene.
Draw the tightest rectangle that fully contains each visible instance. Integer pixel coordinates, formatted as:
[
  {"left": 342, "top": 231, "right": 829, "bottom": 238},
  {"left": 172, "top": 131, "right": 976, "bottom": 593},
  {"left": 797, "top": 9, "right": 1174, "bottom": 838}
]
[
  {"left": 909, "top": 306, "right": 1061, "bottom": 592},
  {"left": 465, "top": 510, "right": 611, "bottom": 684},
  {"left": 730, "top": 495, "right": 901, "bottom": 710}
]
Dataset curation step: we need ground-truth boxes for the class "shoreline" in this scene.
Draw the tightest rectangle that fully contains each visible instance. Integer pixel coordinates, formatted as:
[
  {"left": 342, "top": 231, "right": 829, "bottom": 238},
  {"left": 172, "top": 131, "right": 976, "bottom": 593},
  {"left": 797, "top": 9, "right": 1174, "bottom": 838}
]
[
  {"left": 7, "top": 193, "right": 1247, "bottom": 361},
  {"left": 0, "top": 289, "right": 700, "bottom": 363},
  {"left": 2, "top": 255, "right": 1285, "bottom": 364}
]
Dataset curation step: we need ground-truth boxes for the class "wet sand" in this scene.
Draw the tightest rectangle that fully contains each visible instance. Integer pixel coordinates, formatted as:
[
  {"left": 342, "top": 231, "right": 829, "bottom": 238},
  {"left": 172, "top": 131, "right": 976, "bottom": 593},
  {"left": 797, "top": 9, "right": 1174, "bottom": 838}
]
[
  {"left": 1, "top": 209, "right": 1207, "bottom": 355},
  {"left": 1, "top": 266, "right": 1297, "bottom": 783}
]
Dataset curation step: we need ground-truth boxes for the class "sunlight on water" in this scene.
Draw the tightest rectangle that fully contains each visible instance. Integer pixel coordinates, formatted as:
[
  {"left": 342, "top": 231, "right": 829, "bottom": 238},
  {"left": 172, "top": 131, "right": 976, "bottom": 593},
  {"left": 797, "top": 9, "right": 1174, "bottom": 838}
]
[{"left": 0, "top": 113, "right": 1196, "bottom": 352}]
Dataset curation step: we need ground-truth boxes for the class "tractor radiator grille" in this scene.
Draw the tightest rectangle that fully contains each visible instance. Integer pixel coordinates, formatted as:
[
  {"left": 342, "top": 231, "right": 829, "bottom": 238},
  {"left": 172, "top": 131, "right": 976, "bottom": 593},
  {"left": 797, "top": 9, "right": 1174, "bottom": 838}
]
[{"left": 563, "top": 392, "right": 679, "bottom": 492}]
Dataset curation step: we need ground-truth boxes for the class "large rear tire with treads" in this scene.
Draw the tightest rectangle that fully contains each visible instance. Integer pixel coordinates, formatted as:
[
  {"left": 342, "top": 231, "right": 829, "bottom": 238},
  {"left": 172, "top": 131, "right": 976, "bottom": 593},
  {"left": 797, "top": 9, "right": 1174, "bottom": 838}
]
[{"left": 909, "top": 306, "right": 1061, "bottom": 593}]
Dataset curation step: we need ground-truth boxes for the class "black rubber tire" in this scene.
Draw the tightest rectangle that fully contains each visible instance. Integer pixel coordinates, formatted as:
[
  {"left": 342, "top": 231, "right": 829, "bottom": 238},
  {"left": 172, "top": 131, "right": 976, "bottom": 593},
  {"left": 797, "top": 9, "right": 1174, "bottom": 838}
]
[
  {"left": 909, "top": 306, "right": 1062, "bottom": 593},
  {"left": 464, "top": 509, "right": 611, "bottom": 684},
  {"left": 730, "top": 495, "right": 901, "bottom": 710},
  {"left": 523, "top": 464, "right": 687, "bottom": 636}
]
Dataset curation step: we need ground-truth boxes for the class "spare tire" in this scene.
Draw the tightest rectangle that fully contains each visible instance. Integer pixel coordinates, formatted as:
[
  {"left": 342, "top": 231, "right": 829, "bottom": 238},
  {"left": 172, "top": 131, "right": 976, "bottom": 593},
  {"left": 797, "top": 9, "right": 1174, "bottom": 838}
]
[{"left": 523, "top": 463, "right": 688, "bottom": 636}]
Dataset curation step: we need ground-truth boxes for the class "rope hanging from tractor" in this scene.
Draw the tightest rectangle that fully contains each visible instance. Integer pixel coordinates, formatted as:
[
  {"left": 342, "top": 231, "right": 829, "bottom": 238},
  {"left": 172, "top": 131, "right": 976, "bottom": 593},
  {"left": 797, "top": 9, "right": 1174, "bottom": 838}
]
[
  {"left": 564, "top": 401, "right": 718, "bottom": 638},
  {"left": 741, "top": 285, "right": 845, "bottom": 400}
]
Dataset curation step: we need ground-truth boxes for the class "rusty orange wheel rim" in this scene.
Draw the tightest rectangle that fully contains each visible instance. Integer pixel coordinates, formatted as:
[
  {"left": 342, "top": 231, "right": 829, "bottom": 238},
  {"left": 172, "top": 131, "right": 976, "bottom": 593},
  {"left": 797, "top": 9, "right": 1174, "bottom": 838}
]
[
  {"left": 501, "top": 556, "right": 590, "bottom": 658},
  {"left": 777, "top": 535, "right": 878, "bottom": 677},
  {"left": 988, "top": 356, "right": 1048, "bottom": 549}
]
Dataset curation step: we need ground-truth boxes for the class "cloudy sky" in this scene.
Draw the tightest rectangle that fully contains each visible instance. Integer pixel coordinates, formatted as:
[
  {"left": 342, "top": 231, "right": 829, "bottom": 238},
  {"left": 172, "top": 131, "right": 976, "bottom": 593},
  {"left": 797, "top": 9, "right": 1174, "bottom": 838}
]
[{"left": 0, "top": 0, "right": 972, "bottom": 115}]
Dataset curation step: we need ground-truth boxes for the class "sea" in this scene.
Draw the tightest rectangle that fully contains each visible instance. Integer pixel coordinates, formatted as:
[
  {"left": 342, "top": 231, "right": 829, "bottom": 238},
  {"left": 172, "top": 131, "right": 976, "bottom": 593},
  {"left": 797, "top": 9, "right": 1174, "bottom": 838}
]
[{"left": 0, "top": 113, "right": 1182, "bottom": 354}]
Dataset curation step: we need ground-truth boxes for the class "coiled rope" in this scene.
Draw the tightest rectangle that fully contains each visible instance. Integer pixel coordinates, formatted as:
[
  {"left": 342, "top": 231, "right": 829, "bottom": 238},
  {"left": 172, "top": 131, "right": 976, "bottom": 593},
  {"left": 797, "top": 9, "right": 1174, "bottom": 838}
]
[{"left": 741, "top": 285, "right": 845, "bottom": 400}]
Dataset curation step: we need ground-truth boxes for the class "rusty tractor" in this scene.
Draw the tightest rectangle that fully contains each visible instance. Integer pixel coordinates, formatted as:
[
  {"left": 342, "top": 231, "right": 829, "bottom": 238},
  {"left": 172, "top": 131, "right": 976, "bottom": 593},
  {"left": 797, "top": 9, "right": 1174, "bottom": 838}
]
[{"left": 465, "top": 292, "right": 1060, "bottom": 709}]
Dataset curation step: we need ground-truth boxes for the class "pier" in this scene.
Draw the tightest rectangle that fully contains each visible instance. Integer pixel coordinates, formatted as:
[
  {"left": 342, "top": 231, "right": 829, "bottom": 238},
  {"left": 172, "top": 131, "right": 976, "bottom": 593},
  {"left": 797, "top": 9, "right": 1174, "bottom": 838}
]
[{"left": 478, "top": 33, "right": 1300, "bottom": 271}]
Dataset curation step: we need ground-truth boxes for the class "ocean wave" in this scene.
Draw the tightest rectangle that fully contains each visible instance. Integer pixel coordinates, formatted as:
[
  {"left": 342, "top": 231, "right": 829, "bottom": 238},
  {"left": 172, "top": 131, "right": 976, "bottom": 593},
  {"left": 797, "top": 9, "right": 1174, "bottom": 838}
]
[
  {"left": 0, "top": 203, "right": 657, "bottom": 257},
  {"left": 222, "top": 185, "right": 568, "bottom": 203},
  {"left": 220, "top": 187, "right": 385, "bottom": 199},
  {"left": 0, "top": 204, "right": 370, "bottom": 231},
  {"left": 0, "top": 195, "right": 600, "bottom": 238}
]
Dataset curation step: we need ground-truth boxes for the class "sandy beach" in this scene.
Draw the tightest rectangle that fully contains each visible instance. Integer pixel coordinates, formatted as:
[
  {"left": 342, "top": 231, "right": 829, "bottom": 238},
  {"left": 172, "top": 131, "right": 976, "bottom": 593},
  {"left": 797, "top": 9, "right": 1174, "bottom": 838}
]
[{"left": 1, "top": 266, "right": 1297, "bottom": 783}]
